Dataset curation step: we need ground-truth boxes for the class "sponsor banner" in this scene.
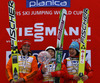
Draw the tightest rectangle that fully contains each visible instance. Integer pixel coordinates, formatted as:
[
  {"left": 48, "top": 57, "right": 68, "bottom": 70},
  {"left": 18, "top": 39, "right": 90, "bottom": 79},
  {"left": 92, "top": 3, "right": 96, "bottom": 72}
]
[
  {"left": 6, "top": 25, "right": 91, "bottom": 43},
  {"left": 26, "top": 0, "right": 70, "bottom": 8},
  {"left": 1, "top": 0, "right": 99, "bottom": 82}
]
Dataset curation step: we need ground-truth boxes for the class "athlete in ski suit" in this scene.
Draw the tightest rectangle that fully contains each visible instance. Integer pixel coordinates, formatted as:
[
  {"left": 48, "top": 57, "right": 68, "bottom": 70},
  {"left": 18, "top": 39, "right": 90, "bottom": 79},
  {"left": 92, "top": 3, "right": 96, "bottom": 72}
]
[
  {"left": 34, "top": 46, "right": 67, "bottom": 83},
  {"left": 61, "top": 41, "right": 93, "bottom": 83},
  {"left": 6, "top": 39, "right": 38, "bottom": 83}
]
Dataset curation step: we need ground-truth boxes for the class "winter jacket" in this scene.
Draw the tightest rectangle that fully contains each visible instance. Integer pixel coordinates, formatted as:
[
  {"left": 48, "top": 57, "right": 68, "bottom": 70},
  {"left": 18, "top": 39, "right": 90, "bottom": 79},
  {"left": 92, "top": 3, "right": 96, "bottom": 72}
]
[{"left": 6, "top": 51, "right": 38, "bottom": 83}]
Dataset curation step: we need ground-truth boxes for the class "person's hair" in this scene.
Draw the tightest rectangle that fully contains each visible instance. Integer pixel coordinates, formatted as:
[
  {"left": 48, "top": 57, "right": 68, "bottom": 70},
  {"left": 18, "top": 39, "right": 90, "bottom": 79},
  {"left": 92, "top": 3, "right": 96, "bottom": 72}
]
[
  {"left": 18, "top": 48, "right": 32, "bottom": 56},
  {"left": 75, "top": 50, "right": 79, "bottom": 56},
  {"left": 23, "top": 39, "right": 30, "bottom": 41}
]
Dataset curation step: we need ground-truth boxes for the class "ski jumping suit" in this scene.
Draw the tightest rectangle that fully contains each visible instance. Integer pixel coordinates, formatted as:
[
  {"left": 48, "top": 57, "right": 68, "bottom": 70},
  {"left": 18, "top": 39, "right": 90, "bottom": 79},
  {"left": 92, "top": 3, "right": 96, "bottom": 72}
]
[
  {"left": 6, "top": 50, "right": 38, "bottom": 83},
  {"left": 62, "top": 57, "right": 93, "bottom": 83},
  {"left": 35, "top": 59, "right": 67, "bottom": 83}
]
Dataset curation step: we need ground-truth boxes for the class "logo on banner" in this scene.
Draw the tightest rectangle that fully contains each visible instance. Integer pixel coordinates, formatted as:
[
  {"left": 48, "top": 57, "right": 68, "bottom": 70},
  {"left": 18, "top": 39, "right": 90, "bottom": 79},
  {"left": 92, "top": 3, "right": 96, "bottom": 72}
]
[
  {"left": 6, "top": 23, "right": 91, "bottom": 42},
  {"left": 26, "top": 0, "right": 70, "bottom": 8}
]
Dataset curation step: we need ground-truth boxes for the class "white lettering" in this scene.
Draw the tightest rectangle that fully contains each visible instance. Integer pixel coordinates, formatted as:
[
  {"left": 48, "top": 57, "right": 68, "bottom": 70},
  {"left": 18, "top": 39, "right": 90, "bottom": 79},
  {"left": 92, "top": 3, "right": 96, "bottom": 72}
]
[
  {"left": 54, "top": 11, "right": 60, "bottom": 15},
  {"left": 64, "top": 29, "right": 68, "bottom": 35},
  {"left": 6, "top": 22, "right": 91, "bottom": 43},
  {"left": 88, "top": 27, "right": 91, "bottom": 35},
  {"left": 31, "top": 11, "right": 52, "bottom": 15},
  {"left": 29, "top": 0, "right": 68, "bottom": 7},
  {"left": 55, "top": 1, "right": 60, "bottom": 6},
  {"left": 34, "top": 23, "right": 44, "bottom": 32},
  {"left": 67, "top": 11, "right": 72, "bottom": 15},
  {"left": 6, "top": 28, "right": 10, "bottom": 36},
  {"left": 60, "top": 1, "right": 67, "bottom": 6},
  {"left": 22, "top": 11, "right": 30, "bottom": 16},
  {"left": 34, "top": 33, "right": 44, "bottom": 42},
  {"left": 46, "top": 1, "right": 52, "bottom": 5},
  {"left": 45, "top": 27, "right": 56, "bottom": 36},
  {"left": 69, "top": 27, "right": 79, "bottom": 35},
  {"left": 6, "top": 27, "right": 91, "bottom": 37},
  {"left": 29, "top": 1, "right": 35, "bottom": 7},
  {"left": 25, "top": 27, "right": 33, "bottom": 36},
  {"left": 16, "top": 11, "right": 21, "bottom": 16},
  {"left": 38, "top": 1, "right": 45, "bottom": 6},
  {"left": 73, "top": 11, "right": 83, "bottom": 15},
  {"left": 19, "top": 28, "right": 22, "bottom": 36}
]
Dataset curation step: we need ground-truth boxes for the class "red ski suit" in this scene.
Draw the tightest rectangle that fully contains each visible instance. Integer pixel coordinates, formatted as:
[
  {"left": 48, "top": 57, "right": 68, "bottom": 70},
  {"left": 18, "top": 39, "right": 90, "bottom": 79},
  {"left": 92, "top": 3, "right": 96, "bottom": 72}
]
[
  {"left": 34, "top": 63, "right": 69, "bottom": 83},
  {"left": 60, "top": 58, "right": 93, "bottom": 83}
]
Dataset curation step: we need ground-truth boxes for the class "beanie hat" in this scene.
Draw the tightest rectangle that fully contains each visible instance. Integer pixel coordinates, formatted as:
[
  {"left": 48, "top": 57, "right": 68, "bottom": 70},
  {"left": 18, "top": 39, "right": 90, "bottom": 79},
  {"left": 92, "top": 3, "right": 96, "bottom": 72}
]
[
  {"left": 21, "top": 39, "right": 31, "bottom": 46},
  {"left": 69, "top": 41, "right": 79, "bottom": 52},
  {"left": 45, "top": 46, "right": 55, "bottom": 52}
]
